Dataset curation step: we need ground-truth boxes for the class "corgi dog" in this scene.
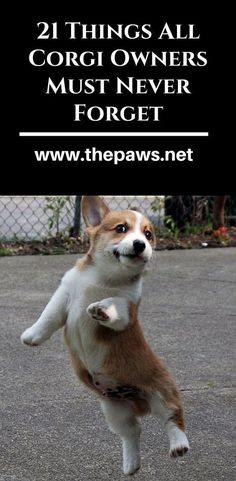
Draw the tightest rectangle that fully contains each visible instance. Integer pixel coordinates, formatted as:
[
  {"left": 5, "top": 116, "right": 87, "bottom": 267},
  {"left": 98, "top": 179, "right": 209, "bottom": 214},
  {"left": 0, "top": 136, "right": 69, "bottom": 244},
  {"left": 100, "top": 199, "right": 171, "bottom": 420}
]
[{"left": 21, "top": 196, "right": 189, "bottom": 475}]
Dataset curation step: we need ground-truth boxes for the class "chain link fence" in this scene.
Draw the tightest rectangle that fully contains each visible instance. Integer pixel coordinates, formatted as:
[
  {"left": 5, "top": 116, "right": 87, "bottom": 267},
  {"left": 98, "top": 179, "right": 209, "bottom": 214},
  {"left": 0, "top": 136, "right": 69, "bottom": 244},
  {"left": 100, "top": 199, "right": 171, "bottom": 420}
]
[
  {"left": 0, "top": 196, "right": 157, "bottom": 240},
  {"left": 0, "top": 196, "right": 235, "bottom": 241}
]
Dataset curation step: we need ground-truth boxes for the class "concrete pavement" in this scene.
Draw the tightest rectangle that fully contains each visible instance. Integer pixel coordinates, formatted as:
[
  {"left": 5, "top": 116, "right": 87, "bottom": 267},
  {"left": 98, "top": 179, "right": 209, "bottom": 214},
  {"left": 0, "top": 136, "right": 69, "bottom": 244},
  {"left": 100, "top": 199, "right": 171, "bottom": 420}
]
[{"left": 0, "top": 248, "right": 235, "bottom": 481}]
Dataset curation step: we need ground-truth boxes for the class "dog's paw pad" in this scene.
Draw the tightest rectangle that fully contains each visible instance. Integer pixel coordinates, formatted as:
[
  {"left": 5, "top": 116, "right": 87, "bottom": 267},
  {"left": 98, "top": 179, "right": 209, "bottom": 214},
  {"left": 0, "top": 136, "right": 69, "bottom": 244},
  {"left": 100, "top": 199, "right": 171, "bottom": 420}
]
[
  {"left": 87, "top": 303, "right": 109, "bottom": 322},
  {"left": 21, "top": 328, "right": 43, "bottom": 346},
  {"left": 123, "top": 460, "right": 141, "bottom": 475},
  {"left": 170, "top": 444, "right": 189, "bottom": 458},
  {"left": 95, "top": 307, "right": 109, "bottom": 321},
  {"left": 23, "top": 339, "right": 39, "bottom": 346}
]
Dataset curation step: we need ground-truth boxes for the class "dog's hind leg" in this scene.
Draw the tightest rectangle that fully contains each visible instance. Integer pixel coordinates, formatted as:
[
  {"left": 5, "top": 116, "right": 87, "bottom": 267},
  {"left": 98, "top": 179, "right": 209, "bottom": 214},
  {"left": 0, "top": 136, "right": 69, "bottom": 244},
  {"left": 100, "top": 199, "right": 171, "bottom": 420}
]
[
  {"left": 101, "top": 399, "right": 141, "bottom": 475},
  {"left": 21, "top": 284, "right": 68, "bottom": 346},
  {"left": 149, "top": 390, "right": 189, "bottom": 458}
]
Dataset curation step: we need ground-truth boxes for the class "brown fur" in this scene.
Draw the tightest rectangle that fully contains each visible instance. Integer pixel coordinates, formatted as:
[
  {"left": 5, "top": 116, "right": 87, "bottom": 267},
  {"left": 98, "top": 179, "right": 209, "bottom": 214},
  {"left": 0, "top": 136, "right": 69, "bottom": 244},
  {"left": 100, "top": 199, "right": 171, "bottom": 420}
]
[
  {"left": 97, "top": 303, "right": 183, "bottom": 417},
  {"left": 169, "top": 408, "right": 185, "bottom": 430},
  {"left": 76, "top": 254, "right": 92, "bottom": 272},
  {"left": 140, "top": 217, "right": 156, "bottom": 247},
  {"left": 64, "top": 324, "right": 150, "bottom": 416},
  {"left": 65, "top": 302, "right": 183, "bottom": 421}
]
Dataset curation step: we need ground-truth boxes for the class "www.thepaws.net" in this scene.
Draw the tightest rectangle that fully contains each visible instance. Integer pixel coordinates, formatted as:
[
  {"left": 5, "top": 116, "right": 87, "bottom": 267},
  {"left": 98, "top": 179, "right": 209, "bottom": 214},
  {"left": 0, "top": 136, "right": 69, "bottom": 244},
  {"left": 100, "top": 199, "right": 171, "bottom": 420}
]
[{"left": 34, "top": 147, "right": 194, "bottom": 165}]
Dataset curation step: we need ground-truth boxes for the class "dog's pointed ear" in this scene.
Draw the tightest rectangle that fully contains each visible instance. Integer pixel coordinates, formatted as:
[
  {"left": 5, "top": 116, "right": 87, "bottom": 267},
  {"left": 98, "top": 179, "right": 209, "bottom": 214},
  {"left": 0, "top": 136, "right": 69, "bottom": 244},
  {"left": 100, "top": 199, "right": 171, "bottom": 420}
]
[{"left": 81, "top": 196, "right": 110, "bottom": 226}]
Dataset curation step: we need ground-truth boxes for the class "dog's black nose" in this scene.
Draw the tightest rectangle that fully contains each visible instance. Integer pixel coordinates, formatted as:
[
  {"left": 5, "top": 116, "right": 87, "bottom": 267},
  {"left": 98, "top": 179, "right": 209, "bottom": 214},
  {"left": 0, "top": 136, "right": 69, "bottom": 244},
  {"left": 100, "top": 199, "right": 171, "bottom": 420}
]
[{"left": 133, "top": 240, "right": 146, "bottom": 255}]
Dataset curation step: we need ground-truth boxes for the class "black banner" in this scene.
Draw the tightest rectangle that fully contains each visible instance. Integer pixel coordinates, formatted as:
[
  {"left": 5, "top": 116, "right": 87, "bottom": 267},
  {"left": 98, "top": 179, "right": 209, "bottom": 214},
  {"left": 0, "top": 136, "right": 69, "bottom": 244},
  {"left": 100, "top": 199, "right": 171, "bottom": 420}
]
[{"left": 3, "top": 5, "right": 231, "bottom": 194}]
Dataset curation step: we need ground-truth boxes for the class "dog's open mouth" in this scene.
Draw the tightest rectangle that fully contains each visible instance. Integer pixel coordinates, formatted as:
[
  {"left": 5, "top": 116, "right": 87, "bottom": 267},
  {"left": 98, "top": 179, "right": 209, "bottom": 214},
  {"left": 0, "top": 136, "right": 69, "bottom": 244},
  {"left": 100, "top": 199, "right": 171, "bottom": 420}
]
[{"left": 113, "top": 249, "right": 145, "bottom": 262}]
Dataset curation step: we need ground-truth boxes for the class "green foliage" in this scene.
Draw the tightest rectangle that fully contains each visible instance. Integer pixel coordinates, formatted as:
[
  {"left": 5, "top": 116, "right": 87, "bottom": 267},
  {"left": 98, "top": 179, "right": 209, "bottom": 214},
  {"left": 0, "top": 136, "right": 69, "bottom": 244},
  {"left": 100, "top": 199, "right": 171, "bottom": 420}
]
[
  {"left": 44, "top": 196, "right": 73, "bottom": 236},
  {"left": 0, "top": 247, "right": 13, "bottom": 256},
  {"left": 164, "top": 215, "right": 180, "bottom": 239},
  {"left": 151, "top": 197, "right": 180, "bottom": 238},
  {"left": 151, "top": 196, "right": 165, "bottom": 214},
  {"left": 183, "top": 222, "right": 212, "bottom": 236},
  {"left": 150, "top": 196, "right": 165, "bottom": 230},
  {"left": 206, "top": 382, "right": 217, "bottom": 389},
  {"left": 212, "top": 228, "right": 230, "bottom": 246},
  {"left": 151, "top": 196, "right": 214, "bottom": 239}
]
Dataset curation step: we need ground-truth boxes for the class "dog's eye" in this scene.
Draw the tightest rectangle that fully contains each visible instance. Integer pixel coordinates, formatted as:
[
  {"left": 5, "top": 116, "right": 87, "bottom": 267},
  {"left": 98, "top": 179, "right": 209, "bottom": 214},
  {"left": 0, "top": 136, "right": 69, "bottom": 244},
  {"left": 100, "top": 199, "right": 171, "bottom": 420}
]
[
  {"left": 144, "top": 230, "right": 153, "bottom": 240},
  {"left": 115, "top": 224, "right": 128, "bottom": 233}
]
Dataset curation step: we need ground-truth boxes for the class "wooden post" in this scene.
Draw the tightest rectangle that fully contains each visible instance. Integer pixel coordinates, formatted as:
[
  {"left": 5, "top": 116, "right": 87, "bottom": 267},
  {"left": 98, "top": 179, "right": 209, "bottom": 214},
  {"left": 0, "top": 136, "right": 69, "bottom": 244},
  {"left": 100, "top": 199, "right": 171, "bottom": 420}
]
[{"left": 213, "top": 196, "right": 227, "bottom": 229}]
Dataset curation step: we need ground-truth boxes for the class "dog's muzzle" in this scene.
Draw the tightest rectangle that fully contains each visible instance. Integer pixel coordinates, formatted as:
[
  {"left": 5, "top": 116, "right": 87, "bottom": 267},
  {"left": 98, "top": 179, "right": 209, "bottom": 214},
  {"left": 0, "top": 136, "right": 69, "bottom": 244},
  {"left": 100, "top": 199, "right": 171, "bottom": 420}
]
[
  {"left": 133, "top": 240, "right": 146, "bottom": 255},
  {"left": 113, "top": 240, "right": 147, "bottom": 262}
]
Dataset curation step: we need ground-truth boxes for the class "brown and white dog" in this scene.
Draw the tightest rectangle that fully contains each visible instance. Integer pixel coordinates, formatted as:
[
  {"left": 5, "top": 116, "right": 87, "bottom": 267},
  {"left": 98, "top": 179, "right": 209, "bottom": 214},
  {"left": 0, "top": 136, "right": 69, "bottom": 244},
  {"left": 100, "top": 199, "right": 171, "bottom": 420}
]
[{"left": 21, "top": 196, "right": 189, "bottom": 475}]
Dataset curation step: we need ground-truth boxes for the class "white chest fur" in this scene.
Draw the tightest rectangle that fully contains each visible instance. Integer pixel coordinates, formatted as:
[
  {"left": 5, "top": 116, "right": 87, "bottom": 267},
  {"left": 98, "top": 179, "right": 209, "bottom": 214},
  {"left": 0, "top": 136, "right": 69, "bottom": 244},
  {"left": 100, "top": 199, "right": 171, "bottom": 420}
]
[{"left": 64, "top": 266, "right": 142, "bottom": 374}]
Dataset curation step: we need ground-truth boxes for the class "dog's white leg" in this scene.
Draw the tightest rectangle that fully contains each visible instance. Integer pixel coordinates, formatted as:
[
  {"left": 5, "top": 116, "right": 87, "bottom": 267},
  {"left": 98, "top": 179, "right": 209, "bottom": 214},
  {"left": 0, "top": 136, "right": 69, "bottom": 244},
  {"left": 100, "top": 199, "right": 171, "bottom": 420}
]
[
  {"left": 87, "top": 297, "right": 130, "bottom": 331},
  {"left": 166, "top": 421, "right": 189, "bottom": 458},
  {"left": 101, "top": 399, "right": 141, "bottom": 475},
  {"left": 150, "top": 391, "right": 189, "bottom": 458},
  {"left": 21, "top": 284, "right": 68, "bottom": 346}
]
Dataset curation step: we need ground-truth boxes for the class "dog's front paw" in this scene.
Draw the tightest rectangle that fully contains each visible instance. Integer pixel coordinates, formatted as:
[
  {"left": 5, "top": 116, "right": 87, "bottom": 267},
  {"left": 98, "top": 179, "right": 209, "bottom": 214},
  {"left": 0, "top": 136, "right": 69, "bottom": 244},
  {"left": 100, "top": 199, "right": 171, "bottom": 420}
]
[
  {"left": 169, "top": 431, "right": 189, "bottom": 458},
  {"left": 123, "top": 457, "right": 141, "bottom": 476},
  {"left": 87, "top": 302, "right": 110, "bottom": 323},
  {"left": 21, "top": 327, "right": 45, "bottom": 346},
  {"left": 123, "top": 438, "right": 141, "bottom": 475}
]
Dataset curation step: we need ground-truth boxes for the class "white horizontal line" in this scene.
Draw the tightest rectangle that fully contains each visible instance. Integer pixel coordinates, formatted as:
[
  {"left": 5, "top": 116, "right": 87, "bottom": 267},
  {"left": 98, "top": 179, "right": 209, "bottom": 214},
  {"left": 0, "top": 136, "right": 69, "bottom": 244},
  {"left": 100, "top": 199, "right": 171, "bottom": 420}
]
[{"left": 19, "top": 132, "right": 209, "bottom": 137}]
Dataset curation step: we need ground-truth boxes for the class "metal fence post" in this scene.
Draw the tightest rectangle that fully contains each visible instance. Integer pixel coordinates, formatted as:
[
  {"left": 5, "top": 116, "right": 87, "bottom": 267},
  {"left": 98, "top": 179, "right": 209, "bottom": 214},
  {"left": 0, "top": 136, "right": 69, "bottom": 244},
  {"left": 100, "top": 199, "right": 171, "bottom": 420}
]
[{"left": 71, "top": 196, "right": 82, "bottom": 237}]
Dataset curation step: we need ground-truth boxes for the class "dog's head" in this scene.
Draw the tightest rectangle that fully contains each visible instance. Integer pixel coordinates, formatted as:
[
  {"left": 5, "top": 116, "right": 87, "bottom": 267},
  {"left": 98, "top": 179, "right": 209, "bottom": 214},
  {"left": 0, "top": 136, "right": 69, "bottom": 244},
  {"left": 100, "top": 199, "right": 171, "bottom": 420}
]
[{"left": 82, "top": 196, "right": 156, "bottom": 278}]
